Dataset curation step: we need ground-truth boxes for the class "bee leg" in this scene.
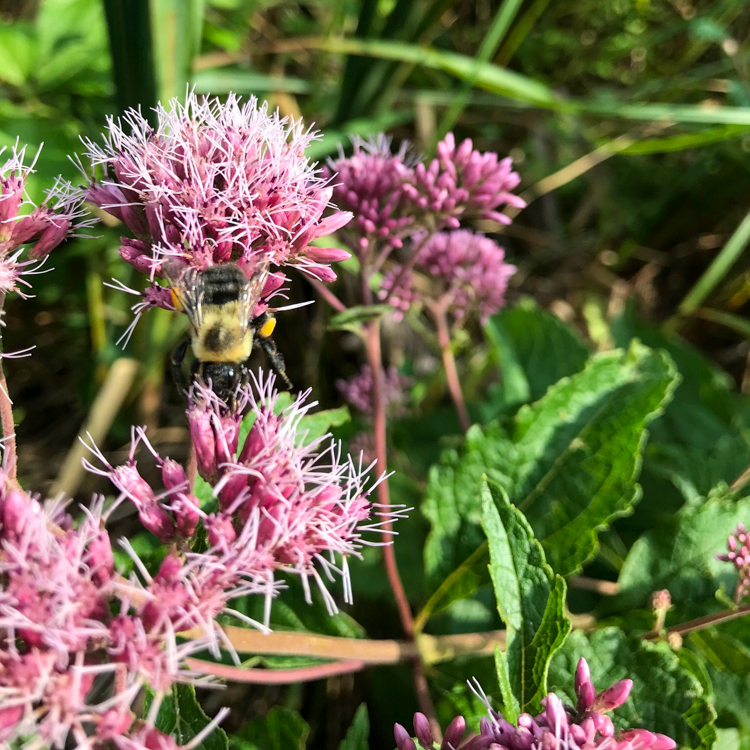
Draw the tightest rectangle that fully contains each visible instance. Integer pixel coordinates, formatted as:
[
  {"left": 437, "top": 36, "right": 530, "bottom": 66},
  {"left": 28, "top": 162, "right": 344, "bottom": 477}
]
[
  {"left": 258, "top": 335, "right": 292, "bottom": 389},
  {"left": 253, "top": 313, "right": 292, "bottom": 389},
  {"left": 171, "top": 337, "right": 190, "bottom": 392}
]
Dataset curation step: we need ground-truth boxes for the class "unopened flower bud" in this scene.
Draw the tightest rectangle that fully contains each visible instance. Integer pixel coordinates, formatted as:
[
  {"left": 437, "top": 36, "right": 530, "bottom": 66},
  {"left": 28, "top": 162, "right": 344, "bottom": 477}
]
[
  {"left": 594, "top": 679, "right": 633, "bottom": 712},
  {"left": 575, "top": 657, "right": 591, "bottom": 694},
  {"left": 441, "top": 715, "right": 465, "bottom": 750},
  {"left": 162, "top": 458, "right": 188, "bottom": 491},
  {"left": 394, "top": 723, "right": 417, "bottom": 750},
  {"left": 413, "top": 713, "right": 433, "bottom": 749}
]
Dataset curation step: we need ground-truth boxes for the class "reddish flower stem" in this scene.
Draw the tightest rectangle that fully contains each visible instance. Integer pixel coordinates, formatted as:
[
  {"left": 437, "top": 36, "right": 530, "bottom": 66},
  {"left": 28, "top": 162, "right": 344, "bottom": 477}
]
[
  {"left": 364, "top": 320, "right": 413, "bottom": 637},
  {"left": 645, "top": 603, "right": 750, "bottom": 640},
  {"left": 310, "top": 276, "right": 347, "bottom": 313},
  {"left": 429, "top": 298, "right": 470, "bottom": 432},
  {"left": 382, "top": 232, "right": 432, "bottom": 306},
  {"left": 0, "top": 294, "right": 17, "bottom": 478},
  {"left": 364, "top": 317, "right": 440, "bottom": 739}
]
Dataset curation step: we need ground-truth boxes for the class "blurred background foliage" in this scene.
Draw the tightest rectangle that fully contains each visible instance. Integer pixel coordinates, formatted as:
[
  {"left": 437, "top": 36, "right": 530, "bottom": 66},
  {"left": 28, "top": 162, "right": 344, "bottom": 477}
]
[{"left": 4, "top": 0, "right": 750, "bottom": 747}]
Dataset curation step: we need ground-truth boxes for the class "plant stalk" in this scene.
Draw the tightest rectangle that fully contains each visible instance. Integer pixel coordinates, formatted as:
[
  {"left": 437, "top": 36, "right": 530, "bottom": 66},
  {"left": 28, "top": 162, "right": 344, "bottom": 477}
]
[
  {"left": 429, "top": 298, "right": 470, "bottom": 432},
  {"left": 364, "top": 316, "right": 440, "bottom": 737}
]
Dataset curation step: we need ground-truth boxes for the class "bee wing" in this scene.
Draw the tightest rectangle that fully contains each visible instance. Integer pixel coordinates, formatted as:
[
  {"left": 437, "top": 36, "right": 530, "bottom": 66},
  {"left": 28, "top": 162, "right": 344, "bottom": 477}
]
[
  {"left": 164, "top": 262, "right": 205, "bottom": 333},
  {"left": 238, "top": 263, "right": 271, "bottom": 335}
]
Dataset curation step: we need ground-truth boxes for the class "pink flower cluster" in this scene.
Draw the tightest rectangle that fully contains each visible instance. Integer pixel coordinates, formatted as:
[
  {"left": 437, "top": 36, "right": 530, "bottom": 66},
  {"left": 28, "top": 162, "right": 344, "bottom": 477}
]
[
  {"left": 336, "top": 364, "right": 411, "bottom": 417},
  {"left": 394, "top": 659, "right": 675, "bottom": 750},
  {"left": 0, "top": 144, "right": 90, "bottom": 298},
  {"left": 717, "top": 523, "right": 750, "bottom": 603},
  {"left": 88, "top": 372, "right": 389, "bottom": 616},
  {"left": 81, "top": 92, "right": 352, "bottom": 326},
  {"left": 327, "top": 133, "right": 524, "bottom": 255},
  {"left": 0, "top": 481, "right": 230, "bottom": 750},
  {"left": 382, "top": 230, "right": 516, "bottom": 323}
]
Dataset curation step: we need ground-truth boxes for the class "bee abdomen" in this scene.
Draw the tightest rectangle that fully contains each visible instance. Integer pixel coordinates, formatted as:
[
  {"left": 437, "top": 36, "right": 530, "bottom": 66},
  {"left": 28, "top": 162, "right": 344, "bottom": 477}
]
[{"left": 203, "top": 324, "right": 233, "bottom": 353}]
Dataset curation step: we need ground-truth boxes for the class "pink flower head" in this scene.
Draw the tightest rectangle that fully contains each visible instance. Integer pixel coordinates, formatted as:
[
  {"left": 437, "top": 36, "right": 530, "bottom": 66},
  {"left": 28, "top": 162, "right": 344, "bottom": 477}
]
[
  {"left": 81, "top": 91, "right": 352, "bottom": 331},
  {"left": 718, "top": 523, "right": 750, "bottom": 602},
  {"left": 412, "top": 132, "right": 526, "bottom": 226},
  {"left": 336, "top": 364, "right": 411, "bottom": 417},
  {"left": 189, "top": 371, "right": 393, "bottom": 618},
  {"left": 400, "top": 666, "right": 677, "bottom": 750},
  {"left": 416, "top": 230, "right": 515, "bottom": 322},
  {"left": 0, "top": 146, "right": 91, "bottom": 297},
  {"left": 325, "top": 135, "right": 417, "bottom": 253}
]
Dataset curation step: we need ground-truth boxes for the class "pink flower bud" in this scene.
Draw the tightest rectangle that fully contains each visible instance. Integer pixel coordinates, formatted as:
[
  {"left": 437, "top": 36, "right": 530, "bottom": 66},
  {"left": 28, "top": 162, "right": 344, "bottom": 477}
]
[
  {"left": 620, "top": 730, "right": 657, "bottom": 750},
  {"left": 441, "top": 716, "right": 465, "bottom": 750},
  {"left": 162, "top": 458, "right": 188, "bottom": 490},
  {"left": 0, "top": 706, "right": 23, "bottom": 741},
  {"left": 27, "top": 216, "right": 70, "bottom": 259},
  {"left": 206, "top": 513, "right": 237, "bottom": 548},
  {"left": 651, "top": 735, "right": 677, "bottom": 750},
  {"left": 189, "top": 409, "right": 218, "bottom": 481},
  {"left": 303, "top": 246, "right": 351, "bottom": 264},
  {"left": 578, "top": 681, "right": 596, "bottom": 713},
  {"left": 542, "top": 693, "right": 568, "bottom": 731},
  {"left": 413, "top": 713, "right": 433, "bottom": 749},
  {"left": 394, "top": 723, "right": 417, "bottom": 750},
  {"left": 575, "top": 657, "right": 591, "bottom": 694},
  {"left": 594, "top": 679, "right": 633, "bottom": 712},
  {"left": 85, "top": 530, "right": 115, "bottom": 586}
]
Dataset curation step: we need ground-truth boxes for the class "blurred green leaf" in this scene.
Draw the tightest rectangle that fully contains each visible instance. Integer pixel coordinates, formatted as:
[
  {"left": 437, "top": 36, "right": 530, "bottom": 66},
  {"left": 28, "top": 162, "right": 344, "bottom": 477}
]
[
  {"left": 0, "top": 24, "right": 37, "bottom": 86},
  {"left": 484, "top": 298, "right": 590, "bottom": 412},
  {"left": 328, "top": 304, "right": 393, "bottom": 334},
  {"left": 338, "top": 704, "right": 369, "bottom": 750},
  {"left": 482, "top": 480, "right": 570, "bottom": 718},
  {"left": 617, "top": 485, "right": 750, "bottom": 607},
  {"left": 193, "top": 68, "right": 310, "bottom": 95},
  {"left": 148, "top": 684, "right": 228, "bottom": 750},
  {"left": 232, "top": 706, "right": 309, "bottom": 750}
]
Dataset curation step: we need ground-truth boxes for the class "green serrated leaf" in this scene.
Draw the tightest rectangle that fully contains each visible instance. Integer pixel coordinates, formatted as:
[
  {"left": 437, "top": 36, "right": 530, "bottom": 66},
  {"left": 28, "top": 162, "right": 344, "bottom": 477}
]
[
  {"left": 549, "top": 628, "right": 716, "bottom": 750},
  {"left": 339, "top": 704, "right": 369, "bottom": 750},
  {"left": 423, "top": 342, "right": 679, "bottom": 587},
  {"left": 481, "top": 481, "right": 571, "bottom": 716},
  {"left": 232, "top": 706, "right": 309, "bottom": 750},
  {"left": 618, "top": 487, "right": 750, "bottom": 607},
  {"left": 328, "top": 304, "right": 393, "bottom": 334},
  {"left": 484, "top": 298, "right": 590, "bottom": 411},
  {"left": 147, "top": 685, "right": 228, "bottom": 750}
]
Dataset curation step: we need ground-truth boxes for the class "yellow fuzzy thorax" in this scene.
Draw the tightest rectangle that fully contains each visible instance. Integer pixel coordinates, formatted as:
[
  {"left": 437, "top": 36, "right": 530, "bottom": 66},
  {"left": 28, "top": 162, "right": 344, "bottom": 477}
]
[{"left": 192, "top": 303, "right": 253, "bottom": 363}]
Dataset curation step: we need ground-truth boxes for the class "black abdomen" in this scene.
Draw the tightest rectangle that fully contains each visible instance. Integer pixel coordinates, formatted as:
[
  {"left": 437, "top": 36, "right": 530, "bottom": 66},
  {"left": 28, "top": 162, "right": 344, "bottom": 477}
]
[{"left": 201, "top": 265, "right": 247, "bottom": 306}]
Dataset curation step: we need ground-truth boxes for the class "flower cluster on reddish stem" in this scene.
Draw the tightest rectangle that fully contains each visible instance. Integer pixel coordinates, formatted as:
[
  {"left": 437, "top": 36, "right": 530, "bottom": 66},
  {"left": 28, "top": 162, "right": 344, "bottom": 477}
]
[
  {"left": 80, "top": 92, "right": 352, "bottom": 341},
  {"left": 395, "top": 658, "right": 675, "bottom": 750},
  {"left": 717, "top": 523, "right": 750, "bottom": 603}
]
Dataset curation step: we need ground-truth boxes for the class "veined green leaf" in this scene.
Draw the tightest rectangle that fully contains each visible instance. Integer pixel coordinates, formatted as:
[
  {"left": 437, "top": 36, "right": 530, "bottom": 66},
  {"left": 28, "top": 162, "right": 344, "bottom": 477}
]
[
  {"left": 146, "top": 684, "right": 228, "bottom": 750},
  {"left": 482, "top": 480, "right": 571, "bottom": 717},
  {"left": 423, "top": 341, "right": 679, "bottom": 583}
]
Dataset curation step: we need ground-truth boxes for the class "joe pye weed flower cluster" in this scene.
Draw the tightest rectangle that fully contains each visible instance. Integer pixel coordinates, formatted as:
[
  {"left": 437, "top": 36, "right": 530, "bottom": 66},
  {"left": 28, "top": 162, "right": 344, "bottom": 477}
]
[{"left": 0, "top": 92, "right": 721, "bottom": 749}]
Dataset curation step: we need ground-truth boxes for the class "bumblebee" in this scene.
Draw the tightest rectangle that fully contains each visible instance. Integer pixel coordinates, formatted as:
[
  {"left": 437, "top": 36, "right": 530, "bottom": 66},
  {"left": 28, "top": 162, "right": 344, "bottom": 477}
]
[{"left": 168, "top": 263, "right": 291, "bottom": 404}]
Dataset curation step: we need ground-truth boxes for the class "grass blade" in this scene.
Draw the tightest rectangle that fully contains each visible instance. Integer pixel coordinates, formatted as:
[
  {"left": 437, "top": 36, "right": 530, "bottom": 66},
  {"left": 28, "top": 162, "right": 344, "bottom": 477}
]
[
  {"left": 433, "top": 0, "right": 525, "bottom": 145},
  {"left": 102, "top": 0, "right": 158, "bottom": 120},
  {"left": 679, "top": 210, "right": 750, "bottom": 316}
]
